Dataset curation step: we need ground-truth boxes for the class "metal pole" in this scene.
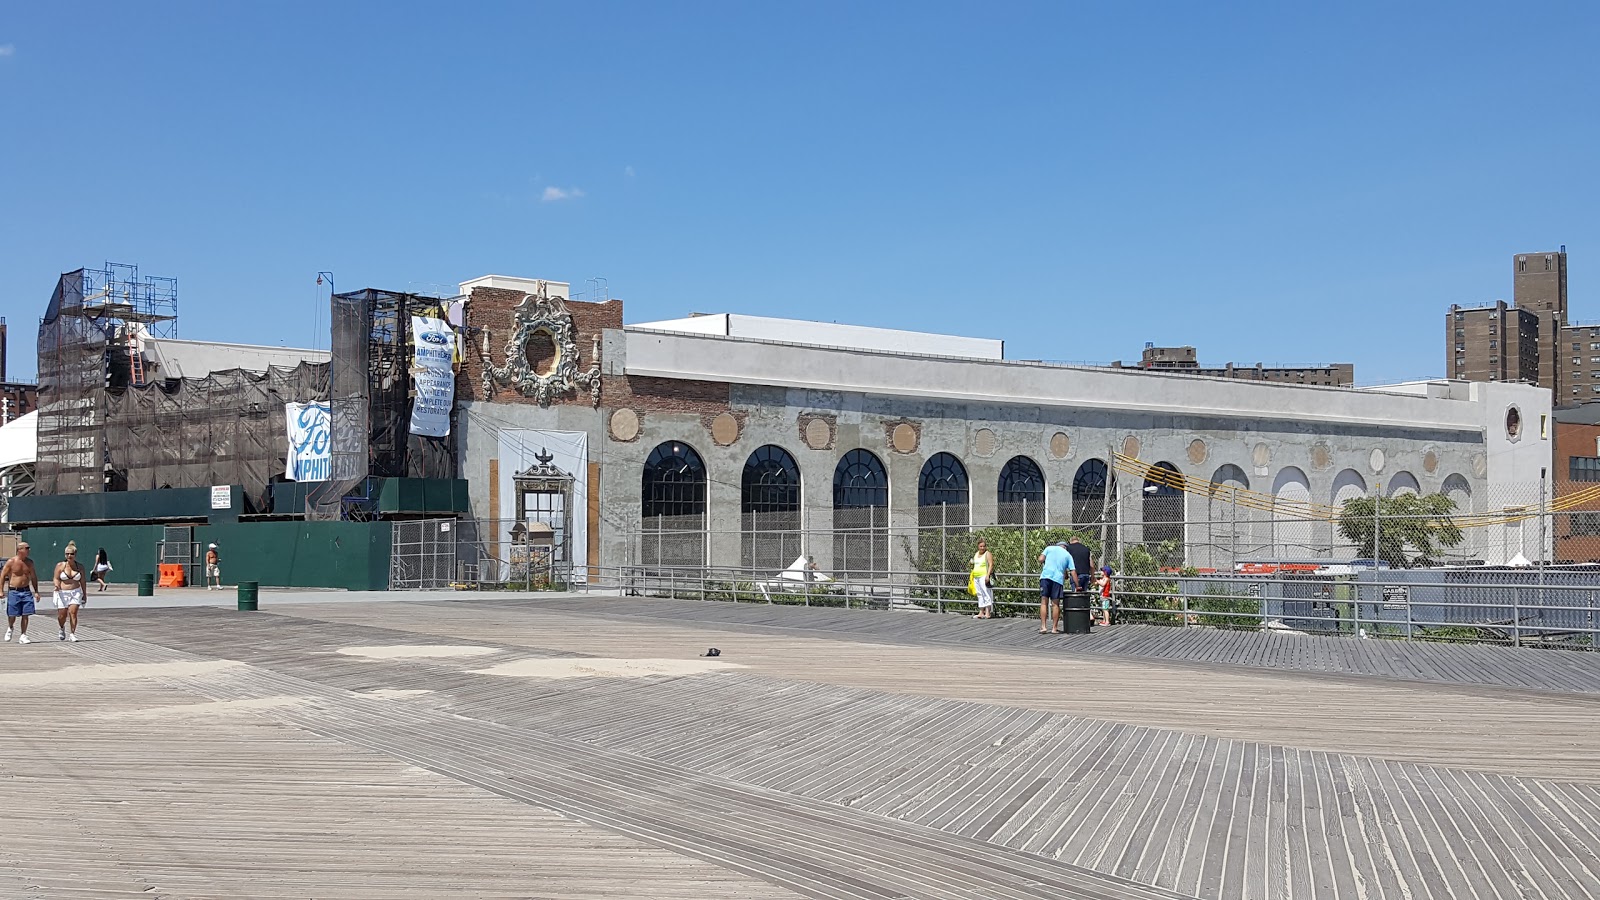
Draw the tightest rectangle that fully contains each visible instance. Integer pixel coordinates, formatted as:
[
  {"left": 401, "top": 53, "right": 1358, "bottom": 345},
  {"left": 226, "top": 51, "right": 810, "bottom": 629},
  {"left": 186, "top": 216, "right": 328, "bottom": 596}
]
[{"left": 1538, "top": 466, "right": 1547, "bottom": 645}]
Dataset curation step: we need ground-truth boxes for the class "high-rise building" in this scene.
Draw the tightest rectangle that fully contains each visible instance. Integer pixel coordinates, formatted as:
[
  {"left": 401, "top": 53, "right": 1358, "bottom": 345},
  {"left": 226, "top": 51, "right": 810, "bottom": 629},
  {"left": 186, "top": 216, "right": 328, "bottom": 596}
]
[
  {"left": 1447, "top": 249, "right": 1569, "bottom": 395},
  {"left": 1109, "top": 344, "right": 1354, "bottom": 386}
]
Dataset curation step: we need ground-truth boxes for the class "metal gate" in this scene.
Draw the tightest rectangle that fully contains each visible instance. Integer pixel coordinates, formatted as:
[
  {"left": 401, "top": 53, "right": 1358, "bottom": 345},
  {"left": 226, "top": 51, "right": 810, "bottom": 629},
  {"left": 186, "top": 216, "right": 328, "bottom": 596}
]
[
  {"left": 158, "top": 525, "right": 196, "bottom": 586},
  {"left": 389, "top": 519, "right": 458, "bottom": 590}
]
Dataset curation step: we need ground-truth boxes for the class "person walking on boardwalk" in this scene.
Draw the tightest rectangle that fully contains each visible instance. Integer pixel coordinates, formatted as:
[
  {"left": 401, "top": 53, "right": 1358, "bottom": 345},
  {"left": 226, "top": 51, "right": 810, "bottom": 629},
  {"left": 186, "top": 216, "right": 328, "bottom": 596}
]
[
  {"left": 3, "top": 542, "right": 39, "bottom": 644},
  {"left": 970, "top": 539, "right": 996, "bottom": 619},
  {"left": 1037, "top": 540, "right": 1075, "bottom": 634},
  {"left": 1065, "top": 537, "right": 1093, "bottom": 592},
  {"left": 205, "top": 543, "right": 222, "bottom": 590},
  {"left": 52, "top": 542, "right": 87, "bottom": 642},
  {"left": 1094, "top": 566, "right": 1113, "bottom": 626},
  {"left": 90, "top": 547, "right": 112, "bottom": 592}
]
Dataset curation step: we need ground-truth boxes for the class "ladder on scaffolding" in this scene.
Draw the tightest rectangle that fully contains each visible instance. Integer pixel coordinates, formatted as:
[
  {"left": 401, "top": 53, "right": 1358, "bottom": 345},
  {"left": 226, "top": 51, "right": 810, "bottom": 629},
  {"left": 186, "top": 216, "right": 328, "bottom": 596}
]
[{"left": 127, "top": 329, "right": 146, "bottom": 386}]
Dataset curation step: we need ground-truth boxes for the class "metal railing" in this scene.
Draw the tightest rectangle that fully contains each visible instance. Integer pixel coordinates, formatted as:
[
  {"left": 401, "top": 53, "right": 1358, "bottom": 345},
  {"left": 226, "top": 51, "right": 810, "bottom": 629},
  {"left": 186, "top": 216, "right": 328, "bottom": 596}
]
[{"left": 560, "top": 563, "right": 1600, "bottom": 651}]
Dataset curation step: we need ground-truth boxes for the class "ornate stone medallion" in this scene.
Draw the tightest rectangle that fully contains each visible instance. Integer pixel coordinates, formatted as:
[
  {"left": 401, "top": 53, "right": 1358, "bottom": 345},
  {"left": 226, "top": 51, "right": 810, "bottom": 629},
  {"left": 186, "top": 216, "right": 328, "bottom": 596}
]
[{"left": 483, "top": 283, "right": 601, "bottom": 408}]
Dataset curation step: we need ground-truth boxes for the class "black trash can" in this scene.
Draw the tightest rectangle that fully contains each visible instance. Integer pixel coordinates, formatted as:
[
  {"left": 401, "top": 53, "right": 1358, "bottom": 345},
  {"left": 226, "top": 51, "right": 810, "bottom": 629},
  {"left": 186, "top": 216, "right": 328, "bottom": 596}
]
[
  {"left": 1064, "top": 591, "right": 1093, "bottom": 635},
  {"left": 137, "top": 574, "right": 155, "bottom": 597},
  {"left": 237, "top": 581, "right": 259, "bottom": 612}
]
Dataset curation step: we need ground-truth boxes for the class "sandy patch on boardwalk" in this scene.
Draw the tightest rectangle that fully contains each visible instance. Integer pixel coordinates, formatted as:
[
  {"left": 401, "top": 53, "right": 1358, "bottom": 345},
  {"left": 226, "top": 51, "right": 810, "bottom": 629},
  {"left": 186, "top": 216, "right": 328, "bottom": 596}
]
[
  {"left": 471, "top": 658, "right": 743, "bottom": 679},
  {"left": 8, "top": 659, "right": 238, "bottom": 688},
  {"left": 360, "top": 688, "right": 435, "bottom": 699},
  {"left": 336, "top": 645, "right": 499, "bottom": 660},
  {"left": 108, "top": 695, "right": 308, "bottom": 720}
]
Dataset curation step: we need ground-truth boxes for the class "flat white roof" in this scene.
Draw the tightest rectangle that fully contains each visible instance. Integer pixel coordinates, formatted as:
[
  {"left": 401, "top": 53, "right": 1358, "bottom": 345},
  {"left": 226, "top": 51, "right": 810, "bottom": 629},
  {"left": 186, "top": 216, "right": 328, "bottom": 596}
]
[
  {"left": 628, "top": 313, "right": 1004, "bottom": 361},
  {"left": 144, "top": 338, "right": 329, "bottom": 380}
]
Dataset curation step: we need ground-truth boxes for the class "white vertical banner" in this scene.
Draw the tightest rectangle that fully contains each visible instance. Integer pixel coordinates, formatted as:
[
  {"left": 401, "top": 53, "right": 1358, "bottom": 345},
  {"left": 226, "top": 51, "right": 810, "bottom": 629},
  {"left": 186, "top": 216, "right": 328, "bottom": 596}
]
[
  {"left": 284, "top": 401, "right": 331, "bottom": 481},
  {"left": 410, "top": 316, "right": 456, "bottom": 438}
]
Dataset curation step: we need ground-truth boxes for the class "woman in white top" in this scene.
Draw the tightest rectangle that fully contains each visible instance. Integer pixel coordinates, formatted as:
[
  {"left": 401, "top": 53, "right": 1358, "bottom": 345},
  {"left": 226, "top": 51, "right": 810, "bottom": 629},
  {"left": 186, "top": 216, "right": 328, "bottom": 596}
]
[
  {"left": 53, "top": 541, "right": 87, "bottom": 642},
  {"left": 91, "top": 547, "right": 112, "bottom": 592},
  {"left": 970, "top": 539, "right": 996, "bottom": 619}
]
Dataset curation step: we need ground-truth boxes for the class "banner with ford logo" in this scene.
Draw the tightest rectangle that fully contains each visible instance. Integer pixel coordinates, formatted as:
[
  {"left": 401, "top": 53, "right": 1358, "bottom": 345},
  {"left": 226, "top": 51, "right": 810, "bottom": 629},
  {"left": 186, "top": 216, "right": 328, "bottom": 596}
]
[
  {"left": 410, "top": 316, "right": 456, "bottom": 438},
  {"left": 284, "top": 401, "right": 331, "bottom": 481}
]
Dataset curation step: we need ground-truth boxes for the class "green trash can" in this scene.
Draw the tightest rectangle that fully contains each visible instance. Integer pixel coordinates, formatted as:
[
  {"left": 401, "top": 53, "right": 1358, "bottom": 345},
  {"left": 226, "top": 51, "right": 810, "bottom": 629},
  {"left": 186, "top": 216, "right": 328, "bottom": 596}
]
[
  {"left": 237, "top": 581, "right": 259, "bottom": 612},
  {"left": 137, "top": 574, "right": 155, "bottom": 597},
  {"left": 1063, "top": 591, "right": 1093, "bottom": 635}
]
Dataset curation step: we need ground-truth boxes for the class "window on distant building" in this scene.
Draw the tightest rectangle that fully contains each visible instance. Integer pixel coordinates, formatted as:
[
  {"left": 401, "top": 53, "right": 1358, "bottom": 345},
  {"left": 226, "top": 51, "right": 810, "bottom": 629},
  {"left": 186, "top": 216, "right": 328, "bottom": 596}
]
[
  {"left": 1546, "top": 256, "right": 1553, "bottom": 270},
  {"left": 1489, "top": 326, "right": 1498, "bottom": 335},
  {"left": 1489, "top": 340, "right": 1498, "bottom": 349},
  {"left": 1577, "top": 357, "right": 1584, "bottom": 365},
  {"left": 1577, "top": 343, "right": 1584, "bottom": 351},
  {"left": 1519, "top": 257, "right": 1528, "bottom": 273},
  {"left": 1573, "top": 512, "right": 1600, "bottom": 536},
  {"left": 1573, "top": 457, "right": 1600, "bottom": 481}
]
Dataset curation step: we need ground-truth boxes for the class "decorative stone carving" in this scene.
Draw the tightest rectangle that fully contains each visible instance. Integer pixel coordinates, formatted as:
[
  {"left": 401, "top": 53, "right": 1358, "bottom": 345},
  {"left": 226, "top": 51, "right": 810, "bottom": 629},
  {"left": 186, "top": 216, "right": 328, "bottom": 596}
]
[
  {"left": 1187, "top": 439, "right": 1208, "bottom": 465},
  {"left": 973, "top": 428, "right": 998, "bottom": 458},
  {"left": 1369, "top": 448, "right": 1386, "bottom": 474},
  {"left": 890, "top": 422, "right": 919, "bottom": 454},
  {"left": 800, "top": 415, "right": 835, "bottom": 450},
  {"left": 609, "top": 408, "right": 640, "bottom": 442},
  {"left": 710, "top": 412, "right": 741, "bottom": 446},
  {"left": 1121, "top": 435, "right": 1141, "bottom": 459},
  {"left": 1050, "top": 432, "right": 1072, "bottom": 460},
  {"left": 483, "top": 282, "right": 601, "bottom": 408},
  {"left": 1310, "top": 442, "right": 1332, "bottom": 471},
  {"left": 1423, "top": 450, "right": 1438, "bottom": 474}
]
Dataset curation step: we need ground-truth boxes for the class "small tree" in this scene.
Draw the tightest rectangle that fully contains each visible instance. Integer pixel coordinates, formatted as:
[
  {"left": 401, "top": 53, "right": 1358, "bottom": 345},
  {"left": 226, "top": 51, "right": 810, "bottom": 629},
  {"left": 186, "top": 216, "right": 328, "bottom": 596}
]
[{"left": 1337, "top": 493, "right": 1464, "bottom": 568}]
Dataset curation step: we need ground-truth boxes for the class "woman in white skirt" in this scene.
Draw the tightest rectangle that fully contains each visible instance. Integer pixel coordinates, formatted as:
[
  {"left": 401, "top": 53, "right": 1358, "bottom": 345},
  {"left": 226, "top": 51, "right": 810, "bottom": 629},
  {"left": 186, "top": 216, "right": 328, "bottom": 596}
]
[
  {"left": 91, "top": 547, "right": 112, "bottom": 592},
  {"left": 970, "top": 539, "right": 996, "bottom": 619},
  {"left": 52, "top": 541, "right": 87, "bottom": 642}
]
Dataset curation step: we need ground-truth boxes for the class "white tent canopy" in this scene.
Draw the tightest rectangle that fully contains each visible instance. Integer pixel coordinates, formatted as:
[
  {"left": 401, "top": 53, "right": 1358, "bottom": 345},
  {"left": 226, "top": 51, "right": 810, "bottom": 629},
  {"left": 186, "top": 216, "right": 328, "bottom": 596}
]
[{"left": 0, "top": 411, "right": 38, "bottom": 469}]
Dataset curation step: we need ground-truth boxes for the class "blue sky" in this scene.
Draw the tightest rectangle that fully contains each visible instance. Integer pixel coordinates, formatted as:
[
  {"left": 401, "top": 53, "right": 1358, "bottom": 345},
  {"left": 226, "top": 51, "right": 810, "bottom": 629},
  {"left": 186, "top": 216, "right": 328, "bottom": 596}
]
[{"left": 2, "top": 2, "right": 1596, "bottom": 383}]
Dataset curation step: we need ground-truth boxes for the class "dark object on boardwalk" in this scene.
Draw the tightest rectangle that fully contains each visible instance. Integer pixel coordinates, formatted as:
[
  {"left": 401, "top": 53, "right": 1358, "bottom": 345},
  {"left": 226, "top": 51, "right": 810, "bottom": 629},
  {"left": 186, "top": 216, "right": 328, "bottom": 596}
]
[
  {"left": 1063, "top": 593, "right": 1093, "bottom": 635},
  {"left": 702, "top": 648, "right": 721, "bottom": 657}
]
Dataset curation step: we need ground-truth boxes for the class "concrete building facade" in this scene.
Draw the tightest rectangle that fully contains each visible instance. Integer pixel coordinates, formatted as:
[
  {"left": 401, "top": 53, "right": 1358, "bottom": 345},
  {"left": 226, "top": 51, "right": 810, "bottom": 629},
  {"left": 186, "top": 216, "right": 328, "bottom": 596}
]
[{"left": 455, "top": 276, "right": 1553, "bottom": 576}]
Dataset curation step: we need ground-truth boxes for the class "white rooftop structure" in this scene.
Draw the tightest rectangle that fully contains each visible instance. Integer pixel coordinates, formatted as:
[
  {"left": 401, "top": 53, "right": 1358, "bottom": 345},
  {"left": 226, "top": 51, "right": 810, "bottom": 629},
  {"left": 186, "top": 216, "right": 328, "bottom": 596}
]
[
  {"left": 142, "top": 338, "right": 329, "bottom": 381},
  {"left": 0, "top": 410, "right": 37, "bottom": 468},
  {"left": 629, "top": 313, "right": 1004, "bottom": 361},
  {"left": 459, "top": 275, "right": 570, "bottom": 300}
]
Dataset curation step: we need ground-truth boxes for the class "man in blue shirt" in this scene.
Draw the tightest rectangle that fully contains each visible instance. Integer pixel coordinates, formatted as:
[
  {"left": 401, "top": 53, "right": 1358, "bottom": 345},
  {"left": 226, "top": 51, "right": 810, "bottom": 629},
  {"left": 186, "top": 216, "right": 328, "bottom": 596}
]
[{"left": 1037, "top": 540, "right": 1077, "bottom": 634}]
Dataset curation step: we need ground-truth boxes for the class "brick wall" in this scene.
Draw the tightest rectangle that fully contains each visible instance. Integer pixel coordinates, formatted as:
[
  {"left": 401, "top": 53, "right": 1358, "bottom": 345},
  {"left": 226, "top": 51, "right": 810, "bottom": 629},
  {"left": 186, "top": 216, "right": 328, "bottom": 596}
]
[
  {"left": 603, "top": 374, "right": 731, "bottom": 417},
  {"left": 458, "top": 288, "right": 623, "bottom": 405}
]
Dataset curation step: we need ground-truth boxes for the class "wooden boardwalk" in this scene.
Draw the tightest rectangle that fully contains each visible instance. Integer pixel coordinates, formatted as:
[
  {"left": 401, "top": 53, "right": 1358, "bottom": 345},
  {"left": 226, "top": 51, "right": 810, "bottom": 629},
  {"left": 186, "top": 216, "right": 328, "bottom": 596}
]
[{"left": 4, "top": 596, "right": 1600, "bottom": 899}]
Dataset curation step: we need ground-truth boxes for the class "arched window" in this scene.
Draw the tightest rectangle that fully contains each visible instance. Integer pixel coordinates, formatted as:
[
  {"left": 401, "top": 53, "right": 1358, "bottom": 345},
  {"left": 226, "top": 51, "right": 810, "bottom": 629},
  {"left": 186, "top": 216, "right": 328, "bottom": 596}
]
[
  {"left": 833, "top": 449, "right": 888, "bottom": 577},
  {"left": 1142, "top": 461, "right": 1184, "bottom": 552},
  {"left": 1072, "top": 459, "right": 1116, "bottom": 528},
  {"left": 742, "top": 445, "right": 801, "bottom": 570},
  {"left": 640, "top": 441, "right": 707, "bottom": 568},
  {"left": 833, "top": 449, "right": 888, "bottom": 509},
  {"left": 642, "top": 441, "right": 706, "bottom": 519},
  {"left": 1387, "top": 471, "right": 1421, "bottom": 497},
  {"left": 997, "top": 455, "right": 1045, "bottom": 525},
  {"left": 1208, "top": 464, "right": 1252, "bottom": 570},
  {"left": 1332, "top": 468, "right": 1367, "bottom": 506},
  {"left": 742, "top": 445, "right": 800, "bottom": 514},
  {"left": 918, "top": 452, "right": 969, "bottom": 507},
  {"left": 918, "top": 452, "right": 969, "bottom": 529},
  {"left": 1272, "top": 467, "right": 1313, "bottom": 556}
]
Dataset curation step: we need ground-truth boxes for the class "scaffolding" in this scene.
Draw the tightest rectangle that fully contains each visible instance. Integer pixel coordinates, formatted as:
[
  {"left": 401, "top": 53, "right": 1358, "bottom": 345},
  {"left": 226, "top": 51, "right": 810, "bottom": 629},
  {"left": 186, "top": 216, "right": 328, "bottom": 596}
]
[
  {"left": 309, "top": 289, "right": 457, "bottom": 520},
  {"left": 104, "top": 362, "right": 329, "bottom": 509},
  {"left": 35, "top": 264, "right": 179, "bottom": 496}
]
